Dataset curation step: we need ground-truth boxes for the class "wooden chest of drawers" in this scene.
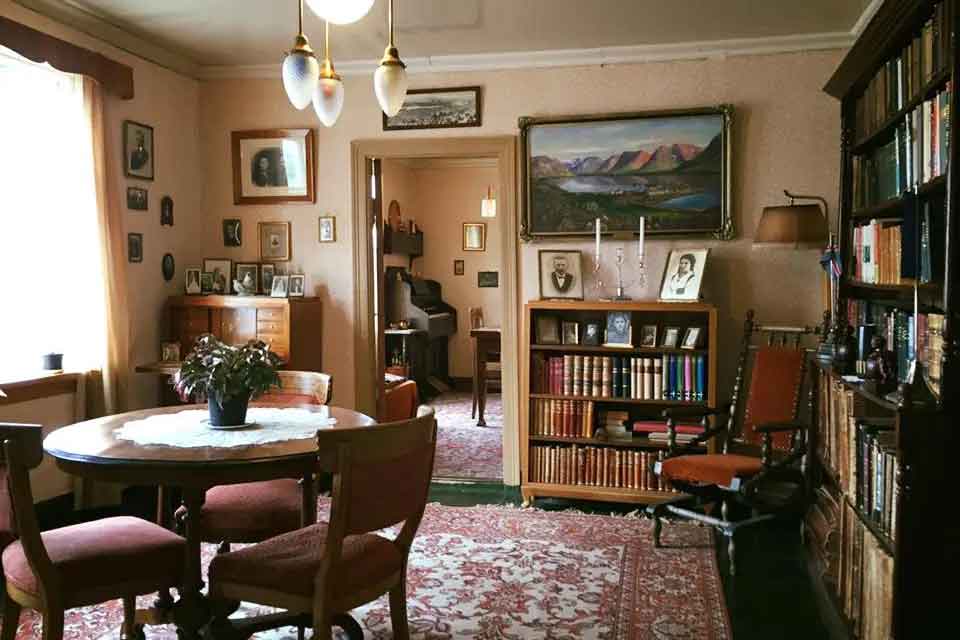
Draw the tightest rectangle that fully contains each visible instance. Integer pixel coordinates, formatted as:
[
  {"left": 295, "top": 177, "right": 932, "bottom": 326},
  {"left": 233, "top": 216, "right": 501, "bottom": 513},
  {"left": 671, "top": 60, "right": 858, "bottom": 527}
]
[{"left": 167, "top": 295, "right": 322, "bottom": 372}]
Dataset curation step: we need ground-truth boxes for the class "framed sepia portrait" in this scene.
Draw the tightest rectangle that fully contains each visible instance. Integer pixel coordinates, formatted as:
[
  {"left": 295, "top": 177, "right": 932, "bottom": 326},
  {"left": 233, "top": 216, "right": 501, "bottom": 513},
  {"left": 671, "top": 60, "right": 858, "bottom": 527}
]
[
  {"left": 223, "top": 218, "right": 242, "bottom": 247},
  {"left": 604, "top": 311, "right": 633, "bottom": 348},
  {"left": 160, "top": 341, "right": 181, "bottom": 363},
  {"left": 127, "top": 186, "right": 148, "bottom": 210},
  {"left": 535, "top": 315, "right": 561, "bottom": 345},
  {"left": 203, "top": 258, "right": 232, "bottom": 295},
  {"left": 640, "top": 324, "right": 658, "bottom": 348},
  {"left": 200, "top": 272, "right": 214, "bottom": 294},
  {"left": 519, "top": 106, "right": 733, "bottom": 241},
  {"left": 235, "top": 263, "right": 259, "bottom": 293},
  {"left": 582, "top": 321, "right": 602, "bottom": 346},
  {"left": 538, "top": 249, "right": 584, "bottom": 300},
  {"left": 270, "top": 274, "right": 290, "bottom": 298},
  {"left": 659, "top": 248, "right": 709, "bottom": 302},
  {"left": 259, "top": 221, "right": 291, "bottom": 262},
  {"left": 561, "top": 321, "right": 580, "bottom": 345},
  {"left": 288, "top": 274, "right": 306, "bottom": 297},
  {"left": 127, "top": 233, "right": 143, "bottom": 263},
  {"left": 382, "top": 86, "right": 482, "bottom": 131},
  {"left": 318, "top": 215, "right": 336, "bottom": 243},
  {"left": 454, "top": 259, "right": 465, "bottom": 275},
  {"left": 463, "top": 222, "right": 486, "bottom": 251},
  {"left": 184, "top": 268, "right": 202, "bottom": 295},
  {"left": 232, "top": 129, "right": 315, "bottom": 205},
  {"left": 260, "top": 264, "right": 276, "bottom": 294},
  {"left": 123, "top": 120, "right": 154, "bottom": 180}
]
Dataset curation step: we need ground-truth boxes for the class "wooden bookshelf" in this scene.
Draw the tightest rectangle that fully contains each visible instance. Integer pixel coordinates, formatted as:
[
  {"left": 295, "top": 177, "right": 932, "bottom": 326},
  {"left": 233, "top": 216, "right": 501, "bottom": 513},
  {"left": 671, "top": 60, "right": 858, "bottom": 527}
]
[{"left": 520, "top": 300, "right": 718, "bottom": 507}]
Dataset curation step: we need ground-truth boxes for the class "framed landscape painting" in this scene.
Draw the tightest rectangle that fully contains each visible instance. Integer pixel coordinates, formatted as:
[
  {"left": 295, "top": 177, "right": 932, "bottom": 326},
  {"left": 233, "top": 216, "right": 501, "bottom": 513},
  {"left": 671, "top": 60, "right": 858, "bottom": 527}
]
[
  {"left": 383, "top": 86, "right": 482, "bottom": 131},
  {"left": 519, "top": 106, "right": 733, "bottom": 240}
]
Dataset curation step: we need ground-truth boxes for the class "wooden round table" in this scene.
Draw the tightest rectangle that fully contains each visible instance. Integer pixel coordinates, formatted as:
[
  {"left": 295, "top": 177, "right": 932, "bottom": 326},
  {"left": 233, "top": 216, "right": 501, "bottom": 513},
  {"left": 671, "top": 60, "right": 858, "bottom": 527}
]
[{"left": 43, "top": 403, "right": 375, "bottom": 639}]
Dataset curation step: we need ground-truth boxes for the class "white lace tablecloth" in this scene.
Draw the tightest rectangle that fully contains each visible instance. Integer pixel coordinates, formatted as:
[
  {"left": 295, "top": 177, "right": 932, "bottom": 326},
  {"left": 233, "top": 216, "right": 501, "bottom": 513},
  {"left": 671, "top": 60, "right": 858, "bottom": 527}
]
[{"left": 115, "top": 408, "right": 338, "bottom": 448}]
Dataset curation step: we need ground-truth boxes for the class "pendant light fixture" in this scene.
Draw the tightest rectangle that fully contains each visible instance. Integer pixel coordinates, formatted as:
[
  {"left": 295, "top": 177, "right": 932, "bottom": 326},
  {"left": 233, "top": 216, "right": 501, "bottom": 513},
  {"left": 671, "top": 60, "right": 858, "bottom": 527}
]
[
  {"left": 281, "top": 0, "right": 320, "bottom": 110},
  {"left": 374, "top": 0, "right": 408, "bottom": 117},
  {"left": 313, "top": 21, "right": 345, "bottom": 127},
  {"left": 306, "top": 0, "right": 374, "bottom": 25},
  {"left": 481, "top": 185, "right": 497, "bottom": 218}
]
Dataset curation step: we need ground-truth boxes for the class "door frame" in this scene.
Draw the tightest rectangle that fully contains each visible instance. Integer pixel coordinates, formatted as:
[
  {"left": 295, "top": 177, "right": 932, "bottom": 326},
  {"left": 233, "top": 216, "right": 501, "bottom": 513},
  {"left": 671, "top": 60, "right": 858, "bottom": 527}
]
[{"left": 350, "top": 136, "right": 520, "bottom": 485}]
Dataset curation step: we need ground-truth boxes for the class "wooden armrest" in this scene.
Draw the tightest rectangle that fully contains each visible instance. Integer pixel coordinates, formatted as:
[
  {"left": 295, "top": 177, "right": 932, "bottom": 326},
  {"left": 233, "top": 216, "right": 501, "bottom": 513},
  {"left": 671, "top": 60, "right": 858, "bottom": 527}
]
[
  {"left": 661, "top": 404, "right": 730, "bottom": 420},
  {"left": 756, "top": 421, "right": 807, "bottom": 433}
]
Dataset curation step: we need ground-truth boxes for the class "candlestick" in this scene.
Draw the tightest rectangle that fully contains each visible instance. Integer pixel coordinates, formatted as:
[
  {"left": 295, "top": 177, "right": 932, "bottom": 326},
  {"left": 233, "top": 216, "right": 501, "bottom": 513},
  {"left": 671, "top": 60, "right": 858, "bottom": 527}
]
[
  {"left": 637, "top": 217, "right": 645, "bottom": 259},
  {"left": 595, "top": 217, "right": 601, "bottom": 264}
]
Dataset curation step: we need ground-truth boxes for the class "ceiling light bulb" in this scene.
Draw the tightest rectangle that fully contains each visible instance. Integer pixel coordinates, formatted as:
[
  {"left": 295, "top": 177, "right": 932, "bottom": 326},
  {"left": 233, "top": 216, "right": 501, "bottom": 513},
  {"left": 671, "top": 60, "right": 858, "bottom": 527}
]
[
  {"left": 282, "top": 1, "right": 319, "bottom": 110},
  {"left": 374, "top": 0, "right": 406, "bottom": 117},
  {"left": 481, "top": 185, "right": 497, "bottom": 218},
  {"left": 305, "top": 0, "right": 374, "bottom": 25},
  {"left": 314, "top": 65, "right": 344, "bottom": 127}
]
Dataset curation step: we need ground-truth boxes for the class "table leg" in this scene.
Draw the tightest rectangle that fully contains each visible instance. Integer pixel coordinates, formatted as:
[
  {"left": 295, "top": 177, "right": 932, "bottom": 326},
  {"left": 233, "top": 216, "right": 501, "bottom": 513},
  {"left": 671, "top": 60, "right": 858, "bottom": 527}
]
[
  {"left": 173, "top": 487, "right": 210, "bottom": 639},
  {"left": 477, "top": 350, "right": 488, "bottom": 427}
]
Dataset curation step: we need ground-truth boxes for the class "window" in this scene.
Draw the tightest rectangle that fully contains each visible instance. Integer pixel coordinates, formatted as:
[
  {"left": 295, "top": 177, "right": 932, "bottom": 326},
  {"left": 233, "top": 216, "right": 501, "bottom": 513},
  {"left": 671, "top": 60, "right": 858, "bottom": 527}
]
[{"left": 0, "top": 48, "right": 107, "bottom": 377}]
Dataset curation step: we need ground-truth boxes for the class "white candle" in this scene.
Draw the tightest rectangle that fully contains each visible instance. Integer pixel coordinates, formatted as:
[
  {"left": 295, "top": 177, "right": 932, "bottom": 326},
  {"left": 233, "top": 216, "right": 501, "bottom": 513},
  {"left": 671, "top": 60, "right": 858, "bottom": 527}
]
[
  {"left": 638, "top": 217, "right": 645, "bottom": 259},
  {"left": 595, "top": 217, "right": 601, "bottom": 261}
]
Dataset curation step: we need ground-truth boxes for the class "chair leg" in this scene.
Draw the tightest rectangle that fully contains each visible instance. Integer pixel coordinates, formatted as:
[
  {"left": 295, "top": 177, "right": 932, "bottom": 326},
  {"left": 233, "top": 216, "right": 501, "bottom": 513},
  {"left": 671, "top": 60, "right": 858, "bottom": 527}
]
[
  {"left": 726, "top": 531, "right": 737, "bottom": 576},
  {"left": 41, "top": 609, "right": 64, "bottom": 640},
  {"left": 389, "top": 577, "right": 410, "bottom": 640},
  {"left": 333, "top": 613, "right": 363, "bottom": 640},
  {"left": 121, "top": 596, "right": 145, "bottom": 640},
  {"left": 1, "top": 595, "right": 21, "bottom": 640}
]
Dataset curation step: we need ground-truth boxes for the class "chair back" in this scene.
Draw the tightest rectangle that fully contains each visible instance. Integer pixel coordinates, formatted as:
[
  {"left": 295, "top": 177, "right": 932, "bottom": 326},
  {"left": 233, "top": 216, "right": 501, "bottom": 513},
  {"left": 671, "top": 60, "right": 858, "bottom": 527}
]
[
  {"left": 383, "top": 380, "right": 418, "bottom": 422},
  {"left": 260, "top": 371, "right": 332, "bottom": 406}
]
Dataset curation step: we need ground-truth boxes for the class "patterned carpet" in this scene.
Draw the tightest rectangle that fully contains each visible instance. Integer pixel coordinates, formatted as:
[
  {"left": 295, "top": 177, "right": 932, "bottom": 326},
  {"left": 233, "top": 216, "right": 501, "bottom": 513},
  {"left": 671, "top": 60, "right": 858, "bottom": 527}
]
[
  {"left": 429, "top": 392, "right": 503, "bottom": 481},
  {"left": 10, "top": 504, "right": 730, "bottom": 639}
]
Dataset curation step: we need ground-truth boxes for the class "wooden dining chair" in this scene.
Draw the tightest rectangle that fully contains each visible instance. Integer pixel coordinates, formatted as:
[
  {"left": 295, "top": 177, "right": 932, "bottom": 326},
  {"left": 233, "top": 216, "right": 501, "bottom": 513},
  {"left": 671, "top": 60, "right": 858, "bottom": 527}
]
[
  {"left": 207, "top": 406, "right": 437, "bottom": 640},
  {"left": 0, "top": 423, "right": 186, "bottom": 640},
  {"left": 383, "top": 380, "right": 419, "bottom": 422},
  {"left": 469, "top": 307, "right": 500, "bottom": 420}
]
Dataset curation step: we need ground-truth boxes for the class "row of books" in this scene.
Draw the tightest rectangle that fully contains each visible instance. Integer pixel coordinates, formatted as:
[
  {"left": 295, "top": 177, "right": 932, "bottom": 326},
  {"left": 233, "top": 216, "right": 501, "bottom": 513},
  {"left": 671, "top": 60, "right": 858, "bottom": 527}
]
[
  {"left": 528, "top": 444, "right": 678, "bottom": 492},
  {"left": 531, "top": 353, "right": 707, "bottom": 402},
  {"left": 856, "top": 421, "right": 898, "bottom": 543},
  {"left": 851, "top": 85, "right": 951, "bottom": 209},
  {"left": 850, "top": 197, "right": 944, "bottom": 286},
  {"left": 529, "top": 398, "right": 595, "bottom": 438},
  {"left": 840, "top": 498, "right": 894, "bottom": 640},
  {"left": 853, "top": 0, "right": 952, "bottom": 141},
  {"left": 850, "top": 219, "right": 904, "bottom": 285}
]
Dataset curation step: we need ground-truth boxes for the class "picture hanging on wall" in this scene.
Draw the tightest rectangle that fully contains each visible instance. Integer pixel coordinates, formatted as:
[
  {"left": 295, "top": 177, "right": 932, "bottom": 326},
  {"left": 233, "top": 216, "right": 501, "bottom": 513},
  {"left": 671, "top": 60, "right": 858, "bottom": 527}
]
[
  {"left": 123, "top": 120, "right": 154, "bottom": 180},
  {"left": 127, "top": 187, "right": 148, "bottom": 210},
  {"left": 232, "top": 129, "right": 316, "bottom": 204},
  {"left": 382, "top": 86, "right": 482, "bottom": 131}
]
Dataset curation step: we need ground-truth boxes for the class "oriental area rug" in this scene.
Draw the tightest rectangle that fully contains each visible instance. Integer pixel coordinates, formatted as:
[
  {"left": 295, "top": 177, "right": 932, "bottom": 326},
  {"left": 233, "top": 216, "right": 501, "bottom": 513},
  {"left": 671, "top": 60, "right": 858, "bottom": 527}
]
[
  {"left": 9, "top": 504, "right": 730, "bottom": 639},
  {"left": 429, "top": 391, "right": 503, "bottom": 481}
]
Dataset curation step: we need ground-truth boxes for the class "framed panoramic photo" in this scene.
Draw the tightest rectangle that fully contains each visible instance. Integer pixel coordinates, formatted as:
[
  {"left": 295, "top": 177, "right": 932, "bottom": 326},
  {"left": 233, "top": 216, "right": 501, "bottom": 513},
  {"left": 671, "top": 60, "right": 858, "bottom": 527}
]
[
  {"left": 232, "top": 129, "right": 315, "bottom": 205},
  {"left": 538, "top": 249, "right": 584, "bottom": 300},
  {"left": 259, "top": 221, "right": 292, "bottom": 262},
  {"left": 123, "top": 120, "right": 154, "bottom": 180},
  {"left": 519, "top": 106, "right": 733, "bottom": 240},
  {"left": 382, "top": 86, "right": 482, "bottom": 131},
  {"left": 659, "top": 248, "right": 709, "bottom": 302}
]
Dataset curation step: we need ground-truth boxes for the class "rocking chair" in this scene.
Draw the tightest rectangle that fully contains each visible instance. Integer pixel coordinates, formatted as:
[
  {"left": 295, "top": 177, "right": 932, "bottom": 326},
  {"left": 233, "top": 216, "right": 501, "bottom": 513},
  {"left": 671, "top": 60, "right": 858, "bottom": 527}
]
[{"left": 646, "top": 310, "right": 816, "bottom": 575}]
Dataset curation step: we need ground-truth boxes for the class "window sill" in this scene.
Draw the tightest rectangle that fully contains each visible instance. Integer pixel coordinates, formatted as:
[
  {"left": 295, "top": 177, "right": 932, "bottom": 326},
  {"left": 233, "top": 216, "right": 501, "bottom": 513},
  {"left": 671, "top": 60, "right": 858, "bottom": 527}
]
[{"left": 0, "top": 371, "right": 84, "bottom": 405}]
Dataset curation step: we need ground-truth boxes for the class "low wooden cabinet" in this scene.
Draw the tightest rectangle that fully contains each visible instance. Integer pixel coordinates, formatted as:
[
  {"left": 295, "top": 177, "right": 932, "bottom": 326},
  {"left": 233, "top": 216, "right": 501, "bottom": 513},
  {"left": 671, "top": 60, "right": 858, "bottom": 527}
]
[{"left": 167, "top": 296, "right": 322, "bottom": 371}]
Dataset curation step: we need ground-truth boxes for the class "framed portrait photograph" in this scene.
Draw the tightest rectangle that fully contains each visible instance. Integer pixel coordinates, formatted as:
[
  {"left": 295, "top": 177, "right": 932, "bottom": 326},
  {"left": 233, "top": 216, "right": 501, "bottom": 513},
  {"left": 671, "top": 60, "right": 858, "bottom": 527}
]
[
  {"left": 223, "top": 218, "right": 241, "bottom": 247},
  {"left": 463, "top": 222, "right": 486, "bottom": 251},
  {"left": 519, "top": 106, "right": 733, "bottom": 240},
  {"left": 203, "top": 258, "right": 232, "bottom": 294},
  {"left": 318, "top": 215, "right": 336, "bottom": 243},
  {"left": 123, "top": 120, "right": 154, "bottom": 180},
  {"left": 259, "top": 221, "right": 292, "bottom": 262},
  {"left": 535, "top": 315, "right": 561, "bottom": 345},
  {"left": 161, "top": 253, "right": 175, "bottom": 281},
  {"left": 127, "top": 233, "right": 143, "bottom": 263},
  {"left": 382, "top": 86, "right": 482, "bottom": 131},
  {"left": 260, "top": 264, "right": 276, "bottom": 294},
  {"left": 582, "top": 321, "right": 602, "bottom": 346},
  {"left": 538, "top": 249, "right": 584, "bottom": 300},
  {"left": 662, "top": 326, "right": 681, "bottom": 348},
  {"left": 160, "top": 341, "right": 181, "bottom": 363},
  {"left": 184, "top": 268, "right": 202, "bottom": 295},
  {"left": 478, "top": 271, "right": 499, "bottom": 288},
  {"left": 235, "top": 263, "right": 259, "bottom": 293},
  {"left": 127, "top": 186, "right": 148, "bottom": 210},
  {"left": 681, "top": 327, "right": 703, "bottom": 349},
  {"left": 659, "top": 248, "right": 709, "bottom": 301},
  {"left": 561, "top": 321, "right": 580, "bottom": 345},
  {"left": 603, "top": 311, "right": 633, "bottom": 348},
  {"left": 288, "top": 274, "right": 306, "bottom": 297},
  {"left": 270, "top": 274, "right": 289, "bottom": 298},
  {"left": 232, "top": 129, "right": 315, "bottom": 205},
  {"left": 160, "top": 195, "right": 174, "bottom": 226},
  {"left": 200, "top": 272, "right": 214, "bottom": 294},
  {"left": 454, "top": 259, "right": 464, "bottom": 276},
  {"left": 640, "top": 324, "right": 658, "bottom": 348}
]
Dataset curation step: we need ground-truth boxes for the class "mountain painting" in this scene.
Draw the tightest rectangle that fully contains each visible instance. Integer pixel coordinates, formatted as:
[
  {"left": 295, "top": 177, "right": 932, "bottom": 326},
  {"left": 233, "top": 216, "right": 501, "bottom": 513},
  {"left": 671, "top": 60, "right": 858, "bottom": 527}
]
[{"left": 521, "top": 109, "right": 731, "bottom": 237}]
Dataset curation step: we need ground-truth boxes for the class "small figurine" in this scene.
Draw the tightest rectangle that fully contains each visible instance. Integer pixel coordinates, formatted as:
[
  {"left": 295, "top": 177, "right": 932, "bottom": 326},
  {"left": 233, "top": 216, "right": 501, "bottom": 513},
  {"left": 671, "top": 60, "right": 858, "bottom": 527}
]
[
  {"left": 832, "top": 320, "right": 857, "bottom": 374},
  {"left": 863, "top": 335, "right": 897, "bottom": 393}
]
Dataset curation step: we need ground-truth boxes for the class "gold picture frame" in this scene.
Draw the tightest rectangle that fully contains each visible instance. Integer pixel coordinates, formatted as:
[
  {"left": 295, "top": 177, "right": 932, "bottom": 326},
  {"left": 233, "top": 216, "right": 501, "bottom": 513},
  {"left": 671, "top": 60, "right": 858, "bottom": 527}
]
[
  {"left": 259, "top": 221, "right": 292, "bottom": 262},
  {"left": 318, "top": 215, "right": 336, "bottom": 243},
  {"left": 231, "top": 129, "right": 315, "bottom": 205},
  {"left": 463, "top": 222, "right": 486, "bottom": 251}
]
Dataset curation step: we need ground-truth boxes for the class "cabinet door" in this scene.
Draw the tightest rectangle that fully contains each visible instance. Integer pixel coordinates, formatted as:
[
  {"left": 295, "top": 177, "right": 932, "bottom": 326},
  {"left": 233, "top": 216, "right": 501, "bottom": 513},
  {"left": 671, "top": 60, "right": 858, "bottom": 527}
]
[
  {"left": 221, "top": 308, "right": 257, "bottom": 345},
  {"left": 171, "top": 307, "right": 210, "bottom": 354},
  {"left": 257, "top": 307, "right": 289, "bottom": 361}
]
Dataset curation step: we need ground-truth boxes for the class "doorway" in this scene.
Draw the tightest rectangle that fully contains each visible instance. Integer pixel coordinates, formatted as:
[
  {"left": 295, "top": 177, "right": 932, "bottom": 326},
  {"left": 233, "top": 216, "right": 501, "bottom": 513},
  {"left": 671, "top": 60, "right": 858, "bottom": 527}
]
[{"left": 350, "top": 137, "right": 520, "bottom": 485}]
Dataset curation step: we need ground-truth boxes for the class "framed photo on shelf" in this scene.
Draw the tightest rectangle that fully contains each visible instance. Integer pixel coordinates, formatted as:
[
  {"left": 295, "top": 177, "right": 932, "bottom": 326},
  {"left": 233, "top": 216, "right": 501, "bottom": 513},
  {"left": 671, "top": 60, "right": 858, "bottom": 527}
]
[
  {"left": 270, "top": 274, "right": 289, "bottom": 298},
  {"left": 288, "top": 274, "right": 306, "bottom": 297},
  {"left": 203, "top": 258, "right": 232, "bottom": 294},
  {"left": 259, "top": 221, "right": 292, "bottom": 262},
  {"left": 127, "top": 186, "right": 148, "bottom": 210},
  {"left": 640, "top": 324, "right": 658, "bottom": 348},
  {"left": 561, "top": 321, "right": 580, "bottom": 345},
  {"left": 235, "top": 263, "right": 259, "bottom": 293},
  {"left": 603, "top": 311, "right": 632, "bottom": 348},
  {"left": 681, "top": 327, "right": 703, "bottom": 349},
  {"left": 661, "top": 326, "right": 681, "bottom": 348},
  {"left": 260, "top": 264, "right": 276, "bottom": 293},
  {"left": 582, "top": 321, "right": 602, "bottom": 346},
  {"left": 538, "top": 249, "right": 584, "bottom": 300},
  {"left": 160, "top": 341, "right": 181, "bottom": 363},
  {"left": 382, "top": 86, "right": 482, "bottom": 131},
  {"left": 123, "top": 120, "right": 154, "bottom": 180},
  {"left": 184, "top": 268, "right": 202, "bottom": 295},
  {"left": 535, "top": 315, "right": 561, "bottom": 345},
  {"left": 463, "top": 222, "right": 486, "bottom": 251},
  {"left": 232, "top": 129, "right": 315, "bottom": 205},
  {"left": 200, "top": 272, "right": 214, "bottom": 294},
  {"left": 659, "top": 248, "right": 709, "bottom": 301}
]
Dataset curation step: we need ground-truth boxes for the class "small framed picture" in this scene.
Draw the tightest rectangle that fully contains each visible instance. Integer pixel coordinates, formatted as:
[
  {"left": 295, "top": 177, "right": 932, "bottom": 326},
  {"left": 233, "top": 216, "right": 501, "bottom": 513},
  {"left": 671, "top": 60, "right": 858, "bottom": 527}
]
[
  {"left": 200, "top": 272, "right": 214, "bottom": 294},
  {"left": 659, "top": 248, "right": 709, "bottom": 302},
  {"left": 478, "top": 271, "right": 499, "bottom": 288},
  {"left": 288, "top": 274, "right": 306, "bottom": 297},
  {"left": 318, "top": 215, "right": 336, "bottom": 243},
  {"left": 603, "top": 311, "right": 632, "bottom": 348},
  {"left": 662, "top": 326, "right": 681, "bottom": 348},
  {"left": 640, "top": 325, "right": 658, "bottom": 348},
  {"left": 184, "top": 268, "right": 202, "bottom": 295},
  {"left": 235, "top": 263, "right": 259, "bottom": 293},
  {"left": 160, "top": 341, "right": 181, "bottom": 363},
  {"left": 582, "top": 322, "right": 602, "bottom": 346},
  {"left": 203, "top": 258, "right": 232, "bottom": 294},
  {"left": 127, "top": 186, "right": 148, "bottom": 210},
  {"left": 127, "top": 233, "right": 143, "bottom": 263},
  {"left": 463, "top": 222, "right": 486, "bottom": 251},
  {"left": 538, "top": 249, "right": 584, "bottom": 300},
  {"left": 160, "top": 195, "right": 174, "bottom": 226},
  {"left": 270, "top": 274, "right": 289, "bottom": 298},
  {"left": 223, "top": 219, "right": 242, "bottom": 247},
  {"left": 561, "top": 321, "right": 580, "bottom": 345},
  {"left": 123, "top": 120, "right": 154, "bottom": 180},
  {"left": 260, "top": 264, "right": 276, "bottom": 293},
  {"left": 454, "top": 259, "right": 465, "bottom": 275},
  {"left": 535, "top": 315, "right": 561, "bottom": 345},
  {"left": 681, "top": 327, "right": 703, "bottom": 349},
  {"left": 259, "top": 221, "right": 292, "bottom": 262}
]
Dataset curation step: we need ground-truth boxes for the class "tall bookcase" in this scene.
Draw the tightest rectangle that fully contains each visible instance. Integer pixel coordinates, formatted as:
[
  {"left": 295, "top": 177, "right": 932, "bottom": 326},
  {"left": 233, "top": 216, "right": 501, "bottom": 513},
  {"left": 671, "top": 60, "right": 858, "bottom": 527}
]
[
  {"left": 818, "top": 1, "right": 959, "bottom": 638},
  {"left": 520, "top": 300, "right": 718, "bottom": 506}
]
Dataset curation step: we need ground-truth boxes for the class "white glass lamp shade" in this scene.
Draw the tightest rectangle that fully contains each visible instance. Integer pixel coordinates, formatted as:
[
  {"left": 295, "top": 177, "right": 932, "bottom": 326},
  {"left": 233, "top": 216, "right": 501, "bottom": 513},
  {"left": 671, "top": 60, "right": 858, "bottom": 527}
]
[
  {"left": 374, "top": 62, "right": 408, "bottom": 117},
  {"left": 282, "top": 49, "right": 320, "bottom": 110},
  {"left": 313, "top": 76, "right": 345, "bottom": 127},
  {"left": 481, "top": 197, "right": 497, "bottom": 218},
  {"left": 305, "top": 0, "right": 374, "bottom": 24}
]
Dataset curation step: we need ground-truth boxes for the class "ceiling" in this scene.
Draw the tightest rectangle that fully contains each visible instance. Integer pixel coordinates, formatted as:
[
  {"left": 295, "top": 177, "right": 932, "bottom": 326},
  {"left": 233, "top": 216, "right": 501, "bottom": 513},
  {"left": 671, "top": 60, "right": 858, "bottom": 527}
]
[{"left": 15, "top": 0, "right": 875, "bottom": 76}]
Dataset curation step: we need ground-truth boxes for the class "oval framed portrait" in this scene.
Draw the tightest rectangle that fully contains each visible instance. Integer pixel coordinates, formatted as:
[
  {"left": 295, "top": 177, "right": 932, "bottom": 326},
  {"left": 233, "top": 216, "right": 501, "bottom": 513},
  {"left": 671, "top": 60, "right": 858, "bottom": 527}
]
[{"left": 161, "top": 253, "right": 175, "bottom": 281}]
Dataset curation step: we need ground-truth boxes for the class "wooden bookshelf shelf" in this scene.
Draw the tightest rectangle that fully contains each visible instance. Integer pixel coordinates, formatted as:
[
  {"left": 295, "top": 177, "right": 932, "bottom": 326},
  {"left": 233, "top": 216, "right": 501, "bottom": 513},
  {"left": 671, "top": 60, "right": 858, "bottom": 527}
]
[
  {"left": 529, "top": 393, "right": 705, "bottom": 406},
  {"left": 850, "top": 176, "right": 946, "bottom": 220},
  {"left": 529, "top": 434, "right": 703, "bottom": 450},
  {"left": 531, "top": 344, "right": 708, "bottom": 355},
  {"left": 844, "top": 495, "right": 895, "bottom": 557},
  {"left": 522, "top": 482, "right": 680, "bottom": 505}
]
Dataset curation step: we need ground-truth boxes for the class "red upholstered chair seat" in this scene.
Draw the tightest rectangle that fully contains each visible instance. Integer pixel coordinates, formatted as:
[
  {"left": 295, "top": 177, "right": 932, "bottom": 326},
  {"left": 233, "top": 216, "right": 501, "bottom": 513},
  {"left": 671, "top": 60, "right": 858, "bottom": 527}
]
[
  {"left": 660, "top": 454, "right": 765, "bottom": 488},
  {"left": 209, "top": 523, "right": 402, "bottom": 600},
  {"left": 199, "top": 479, "right": 303, "bottom": 543},
  {"left": 384, "top": 380, "right": 418, "bottom": 422},
  {"left": 1, "top": 516, "right": 184, "bottom": 605}
]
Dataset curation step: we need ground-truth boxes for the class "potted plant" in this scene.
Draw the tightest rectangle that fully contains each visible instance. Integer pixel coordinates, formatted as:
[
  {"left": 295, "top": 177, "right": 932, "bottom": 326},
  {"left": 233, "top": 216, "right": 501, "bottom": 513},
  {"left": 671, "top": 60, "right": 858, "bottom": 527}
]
[{"left": 174, "top": 334, "right": 281, "bottom": 427}]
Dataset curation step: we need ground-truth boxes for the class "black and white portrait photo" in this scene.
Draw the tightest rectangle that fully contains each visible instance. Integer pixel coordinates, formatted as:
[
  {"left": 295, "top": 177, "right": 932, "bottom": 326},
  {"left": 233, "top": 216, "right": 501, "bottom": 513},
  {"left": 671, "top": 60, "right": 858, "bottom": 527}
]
[
  {"left": 232, "top": 129, "right": 315, "bottom": 204},
  {"left": 604, "top": 311, "right": 632, "bottom": 348},
  {"left": 203, "top": 258, "right": 232, "bottom": 295},
  {"left": 270, "top": 274, "right": 289, "bottom": 298},
  {"left": 260, "top": 264, "right": 276, "bottom": 294},
  {"left": 251, "top": 148, "right": 288, "bottom": 188},
  {"left": 640, "top": 325, "right": 658, "bottom": 348},
  {"left": 160, "top": 196, "right": 174, "bottom": 226},
  {"left": 223, "top": 219, "right": 242, "bottom": 247},
  {"left": 123, "top": 120, "right": 154, "bottom": 180},
  {"left": 184, "top": 268, "right": 201, "bottom": 295},
  {"left": 659, "top": 248, "right": 709, "bottom": 301},
  {"left": 583, "top": 322, "right": 601, "bottom": 346},
  {"left": 288, "top": 274, "right": 305, "bottom": 297},
  {"left": 538, "top": 249, "right": 584, "bottom": 300},
  {"left": 126, "top": 187, "right": 148, "bottom": 210}
]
